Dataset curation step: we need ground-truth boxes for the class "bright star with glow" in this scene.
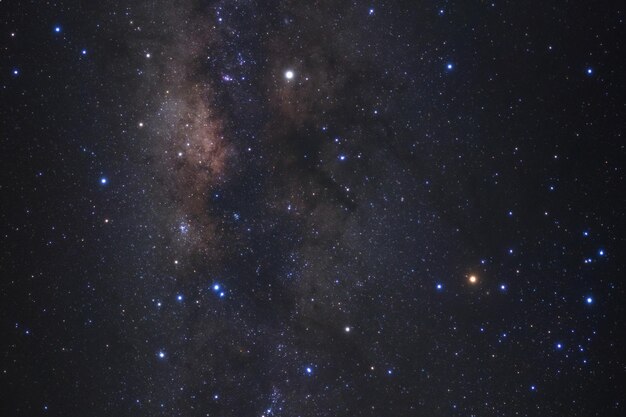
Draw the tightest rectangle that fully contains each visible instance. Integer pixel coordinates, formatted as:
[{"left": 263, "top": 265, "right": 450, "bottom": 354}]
[
  {"left": 158, "top": 351, "right": 165, "bottom": 359},
  {"left": 54, "top": 26, "right": 62, "bottom": 33},
  {"left": 446, "top": 63, "right": 453, "bottom": 70},
  {"left": 81, "top": 49, "right": 87, "bottom": 55},
  {"left": 285, "top": 70, "right": 294, "bottom": 80},
  {"left": 556, "top": 342, "right": 563, "bottom": 350},
  {"left": 100, "top": 177, "right": 107, "bottom": 184},
  {"left": 305, "top": 366, "right": 312, "bottom": 374},
  {"left": 468, "top": 275, "right": 477, "bottom": 284},
  {"left": 585, "top": 296, "right": 593, "bottom": 304},
  {"left": 436, "top": 283, "right": 443, "bottom": 290},
  {"left": 176, "top": 294, "right": 183, "bottom": 302},
  {"left": 586, "top": 67, "right": 593, "bottom": 75}
]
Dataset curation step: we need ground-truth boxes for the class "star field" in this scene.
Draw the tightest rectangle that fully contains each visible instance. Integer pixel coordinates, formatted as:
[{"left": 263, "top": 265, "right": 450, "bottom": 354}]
[{"left": 1, "top": 1, "right": 625, "bottom": 416}]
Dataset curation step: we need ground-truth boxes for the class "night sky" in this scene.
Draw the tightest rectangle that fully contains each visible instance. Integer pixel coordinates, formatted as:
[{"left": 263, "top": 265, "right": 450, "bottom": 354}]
[{"left": 1, "top": 1, "right": 625, "bottom": 416}]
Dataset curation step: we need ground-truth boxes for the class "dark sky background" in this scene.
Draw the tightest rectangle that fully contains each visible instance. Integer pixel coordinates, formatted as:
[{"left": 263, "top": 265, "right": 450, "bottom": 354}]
[{"left": 1, "top": 1, "right": 624, "bottom": 416}]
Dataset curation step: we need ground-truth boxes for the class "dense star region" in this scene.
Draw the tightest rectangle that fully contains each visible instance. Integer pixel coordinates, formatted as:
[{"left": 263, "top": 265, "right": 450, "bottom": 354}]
[{"left": 1, "top": 1, "right": 625, "bottom": 416}]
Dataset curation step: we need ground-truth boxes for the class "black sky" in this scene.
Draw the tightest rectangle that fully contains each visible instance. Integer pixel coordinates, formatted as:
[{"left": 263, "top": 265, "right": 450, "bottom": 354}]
[{"left": 1, "top": 1, "right": 625, "bottom": 416}]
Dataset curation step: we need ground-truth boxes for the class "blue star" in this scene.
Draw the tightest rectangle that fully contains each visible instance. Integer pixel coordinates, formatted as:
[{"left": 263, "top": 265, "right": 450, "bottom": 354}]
[
  {"left": 500, "top": 284, "right": 507, "bottom": 291},
  {"left": 582, "top": 230, "right": 589, "bottom": 237},
  {"left": 305, "top": 366, "right": 313, "bottom": 375},
  {"left": 81, "top": 49, "right": 87, "bottom": 55},
  {"left": 157, "top": 350, "right": 166, "bottom": 359},
  {"left": 338, "top": 154, "right": 346, "bottom": 161},
  {"left": 530, "top": 385, "right": 536, "bottom": 391},
  {"left": 586, "top": 67, "right": 593, "bottom": 76},
  {"left": 368, "top": 8, "right": 374, "bottom": 15},
  {"left": 176, "top": 294, "right": 183, "bottom": 302},
  {"left": 54, "top": 26, "right": 62, "bottom": 33},
  {"left": 445, "top": 63, "right": 454, "bottom": 71},
  {"left": 213, "top": 284, "right": 220, "bottom": 291},
  {"left": 436, "top": 283, "right": 443, "bottom": 291},
  {"left": 598, "top": 249, "right": 605, "bottom": 256},
  {"left": 555, "top": 342, "right": 563, "bottom": 350},
  {"left": 12, "top": 68, "right": 19, "bottom": 76},
  {"left": 585, "top": 296, "right": 593, "bottom": 305},
  {"left": 100, "top": 177, "right": 107, "bottom": 185}
]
